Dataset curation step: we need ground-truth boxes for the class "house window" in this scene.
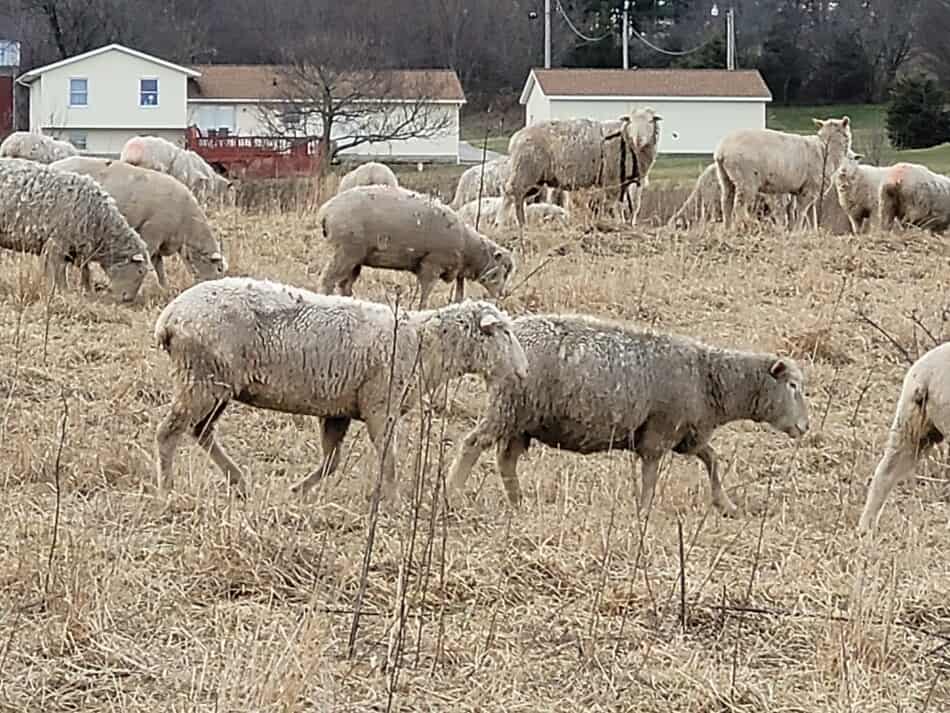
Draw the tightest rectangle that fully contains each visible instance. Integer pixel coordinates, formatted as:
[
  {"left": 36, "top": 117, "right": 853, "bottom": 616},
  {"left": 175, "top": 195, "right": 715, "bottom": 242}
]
[
  {"left": 68, "top": 132, "right": 87, "bottom": 150},
  {"left": 282, "top": 109, "right": 303, "bottom": 131},
  {"left": 140, "top": 78, "right": 159, "bottom": 106},
  {"left": 69, "top": 78, "right": 87, "bottom": 107}
]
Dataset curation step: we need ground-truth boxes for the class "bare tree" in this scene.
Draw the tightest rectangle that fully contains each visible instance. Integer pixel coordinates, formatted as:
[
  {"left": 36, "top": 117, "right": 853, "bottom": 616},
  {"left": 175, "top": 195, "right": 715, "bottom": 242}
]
[
  {"left": 917, "top": 0, "right": 950, "bottom": 85},
  {"left": 258, "top": 33, "right": 454, "bottom": 164}
]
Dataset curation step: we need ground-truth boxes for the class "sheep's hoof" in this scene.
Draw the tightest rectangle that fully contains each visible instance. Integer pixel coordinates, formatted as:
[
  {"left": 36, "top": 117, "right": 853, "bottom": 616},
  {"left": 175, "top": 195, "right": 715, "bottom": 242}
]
[{"left": 713, "top": 497, "right": 739, "bottom": 518}]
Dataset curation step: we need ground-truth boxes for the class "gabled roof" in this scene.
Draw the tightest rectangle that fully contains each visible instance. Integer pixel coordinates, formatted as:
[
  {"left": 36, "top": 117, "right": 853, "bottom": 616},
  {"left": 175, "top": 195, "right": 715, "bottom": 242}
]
[
  {"left": 188, "top": 65, "right": 466, "bottom": 103},
  {"left": 520, "top": 68, "right": 772, "bottom": 103},
  {"left": 17, "top": 43, "right": 201, "bottom": 85}
]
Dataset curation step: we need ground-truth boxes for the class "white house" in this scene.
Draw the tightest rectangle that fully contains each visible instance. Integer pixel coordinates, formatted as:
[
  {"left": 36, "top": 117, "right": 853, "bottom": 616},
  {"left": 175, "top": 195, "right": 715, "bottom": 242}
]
[
  {"left": 17, "top": 43, "right": 466, "bottom": 162},
  {"left": 16, "top": 44, "right": 199, "bottom": 156},
  {"left": 187, "top": 64, "right": 466, "bottom": 163},
  {"left": 519, "top": 68, "right": 772, "bottom": 155}
]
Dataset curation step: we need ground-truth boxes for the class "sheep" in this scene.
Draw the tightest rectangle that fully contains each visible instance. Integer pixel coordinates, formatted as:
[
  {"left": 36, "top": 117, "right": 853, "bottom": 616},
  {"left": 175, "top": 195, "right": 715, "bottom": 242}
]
[
  {"left": 337, "top": 161, "right": 399, "bottom": 193},
  {"left": 833, "top": 150, "right": 891, "bottom": 234},
  {"left": 451, "top": 157, "right": 511, "bottom": 209},
  {"left": 0, "top": 158, "right": 152, "bottom": 301},
  {"left": 316, "top": 185, "right": 517, "bottom": 308},
  {"left": 120, "top": 135, "right": 233, "bottom": 201},
  {"left": 714, "top": 116, "right": 852, "bottom": 231},
  {"left": 668, "top": 162, "right": 796, "bottom": 230},
  {"left": 50, "top": 156, "right": 227, "bottom": 287},
  {"left": 877, "top": 161, "right": 950, "bottom": 233},
  {"left": 0, "top": 131, "right": 79, "bottom": 164},
  {"left": 447, "top": 313, "right": 810, "bottom": 513},
  {"left": 153, "top": 276, "right": 529, "bottom": 500},
  {"left": 457, "top": 197, "right": 569, "bottom": 230},
  {"left": 857, "top": 342, "right": 950, "bottom": 533},
  {"left": 496, "top": 109, "right": 662, "bottom": 230}
]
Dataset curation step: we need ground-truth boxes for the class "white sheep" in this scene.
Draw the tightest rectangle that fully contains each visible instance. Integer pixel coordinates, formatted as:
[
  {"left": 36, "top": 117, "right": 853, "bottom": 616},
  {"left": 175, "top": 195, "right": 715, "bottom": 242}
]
[
  {"left": 448, "top": 313, "right": 810, "bottom": 513},
  {"left": 714, "top": 116, "right": 852, "bottom": 231},
  {"left": 833, "top": 150, "right": 891, "bottom": 234},
  {"left": 337, "top": 161, "right": 399, "bottom": 193},
  {"left": 668, "top": 162, "right": 795, "bottom": 230},
  {"left": 457, "top": 197, "right": 569, "bottom": 230},
  {"left": 451, "top": 157, "right": 511, "bottom": 209},
  {"left": 120, "top": 135, "right": 233, "bottom": 201},
  {"left": 0, "top": 158, "right": 152, "bottom": 301},
  {"left": 154, "top": 276, "right": 529, "bottom": 499},
  {"left": 858, "top": 342, "right": 950, "bottom": 533},
  {"left": 316, "top": 185, "right": 516, "bottom": 307},
  {"left": 877, "top": 161, "right": 950, "bottom": 233},
  {"left": 50, "top": 156, "right": 227, "bottom": 286},
  {"left": 0, "top": 131, "right": 78, "bottom": 164},
  {"left": 497, "top": 109, "right": 662, "bottom": 230}
]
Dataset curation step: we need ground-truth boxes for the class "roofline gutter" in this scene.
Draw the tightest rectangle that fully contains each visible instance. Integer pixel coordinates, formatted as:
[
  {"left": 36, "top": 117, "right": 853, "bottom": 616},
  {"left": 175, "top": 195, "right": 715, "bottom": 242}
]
[{"left": 521, "top": 93, "right": 771, "bottom": 104}]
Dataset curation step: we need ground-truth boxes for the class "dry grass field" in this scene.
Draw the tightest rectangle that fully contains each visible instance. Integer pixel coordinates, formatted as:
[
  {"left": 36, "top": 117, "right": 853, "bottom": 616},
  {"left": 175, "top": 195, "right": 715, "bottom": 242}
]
[{"left": 2, "top": 172, "right": 950, "bottom": 712}]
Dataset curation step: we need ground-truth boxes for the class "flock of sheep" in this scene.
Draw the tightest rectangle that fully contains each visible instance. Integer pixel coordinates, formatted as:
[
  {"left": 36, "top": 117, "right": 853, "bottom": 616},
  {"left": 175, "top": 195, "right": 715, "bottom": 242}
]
[{"left": 0, "top": 111, "right": 946, "bottom": 536}]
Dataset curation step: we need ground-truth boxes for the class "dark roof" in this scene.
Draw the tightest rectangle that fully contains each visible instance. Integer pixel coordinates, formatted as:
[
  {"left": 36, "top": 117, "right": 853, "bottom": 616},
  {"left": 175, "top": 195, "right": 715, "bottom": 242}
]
[{"left": 528, "top": 68, "right": 772, "bottom": 99}]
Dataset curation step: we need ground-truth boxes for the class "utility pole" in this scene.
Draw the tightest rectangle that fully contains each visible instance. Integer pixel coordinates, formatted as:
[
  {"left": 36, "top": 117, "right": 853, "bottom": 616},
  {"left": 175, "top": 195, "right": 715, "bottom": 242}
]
[
  {"left": 622, "top": 0, "right": 629, "bottom": 69},
  {"left": 726, "top": 7, "right": 736, "bottom": 70},
  {"left": 544, "top": 0, "right": 552, "bottom": 68}
]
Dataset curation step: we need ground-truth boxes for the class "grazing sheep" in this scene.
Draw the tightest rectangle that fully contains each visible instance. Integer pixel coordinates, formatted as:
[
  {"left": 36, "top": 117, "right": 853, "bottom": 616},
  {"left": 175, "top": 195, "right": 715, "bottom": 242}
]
[
  {"left": 50, "top": 156, "right": 227, "bottom": 286},
  {"left": 878, "top": 162, "right": 950, "bottom": 233},
  {"left": 451, "top": 157, "right": 511, "bottom": 209},
  {"left": 497, "top": 109, "right": 662, "bottom": 230},
  {"left": 0, "top": 131, "right": 78, "bottom": 164},
  {"left": 668, "top": 163, "right": 795, "bottom": 229},
  {"left": 858, "top": 342, "right": 950, "bottom": 533},
  {"left": 834, "top": 150, "right": 891, "bottom": 234},
  {"left": 120, "top": 135, "right": 233, "bottom": 200},
  {"left": 457, "top": 197, "right": 569, "bottom": 230},
  {"left": 448, "top": 314, "right": 809, "bottom": 513},
  {"left": 337, "top": 161, "right": 399, "bottom": 193},
  {"left": 154, "top": 276, "right": 529, "bottom": 499},
  {"left": 317, "top": 185, "right": 516, "bottom": 307},
  {"left": 0, "top": 158, "right": 152, "bottom": 301},
  {"left": 714, "top": 116, "right": 852, "bottom": 231}
]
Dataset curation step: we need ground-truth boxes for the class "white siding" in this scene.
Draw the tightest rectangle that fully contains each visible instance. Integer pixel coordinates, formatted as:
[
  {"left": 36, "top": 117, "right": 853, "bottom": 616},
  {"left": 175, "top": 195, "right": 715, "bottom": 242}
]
[
  {"left": 190, "top": 101, "right": 461, "bottom": 162},
  {"left": 32, "top": 48, "right": 189, "bottom": 130},
  {"left": 546, "top": 98, "right": 766, "bottom": 154},
  {"left": 48, "top": 127, "right": 184, "bottom": 157},
  {"left": 525, "top": 83, "right": 550, "bottom": 126}
]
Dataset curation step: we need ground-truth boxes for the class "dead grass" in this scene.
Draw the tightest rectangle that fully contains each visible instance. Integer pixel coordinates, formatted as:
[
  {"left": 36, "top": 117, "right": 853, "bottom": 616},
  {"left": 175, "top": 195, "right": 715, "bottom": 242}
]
[{"left": 3, "top": 180, "right": 950, "bottom": 712}]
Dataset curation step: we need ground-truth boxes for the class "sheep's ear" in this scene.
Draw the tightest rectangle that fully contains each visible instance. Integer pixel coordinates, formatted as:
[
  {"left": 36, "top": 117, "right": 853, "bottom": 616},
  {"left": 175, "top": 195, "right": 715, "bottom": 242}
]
[
  {"left": 479, "top": 312, "right": 502, "bottom": 332},
  {"left": 842, "top": 115, "right": 850, "bottom": 127},
  {"left": 812, "top": 118, "right": 824, "bottom": 129},
  {"left": 853, "top": 152, "right": 864, "bottom": 161},
  {"left": 769, "top": 359, "right": 788, "bottom": 379},
  {"left": 130, "top": 253, "right": 146, "bottom": 263},
  {"left": 652, "top": 114, "right": 663, "bottom": 122},
  {"left": 210, "top": 251, "right": 223, "bottom": 262}
]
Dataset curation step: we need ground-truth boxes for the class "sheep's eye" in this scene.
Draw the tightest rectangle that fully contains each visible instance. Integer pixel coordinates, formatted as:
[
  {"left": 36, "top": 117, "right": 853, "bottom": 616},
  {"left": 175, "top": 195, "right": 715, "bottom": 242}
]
[{"left": 789, "top": 382, "right": 799, "bottom": 392}]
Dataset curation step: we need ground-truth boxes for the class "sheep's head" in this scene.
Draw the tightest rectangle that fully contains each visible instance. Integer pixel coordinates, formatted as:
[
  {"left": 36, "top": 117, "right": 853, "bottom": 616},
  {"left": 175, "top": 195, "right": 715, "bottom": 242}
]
[
  {"left": 424, "top": 301, "right": 528, "bottom": 385},
  {"left": 606, "top": 108, "right": 663, "bottom": 151},
  {"left": 107, "top": 252, "right": 152, "bottom": 303},
  {"left": 184, "top": 245, "right": 229, "bottom": 282},
  {"left": 812, "top": 115, "right": 852, "bottom": 150},
  {"left": 477, "top": 244, "right": 516, "bottom": 299},
  {"left": 757, "top": 357, "right": 809, "bottom": 438},
  {"left": 837, "top": 148, "right": 864, "bottom": 183}
]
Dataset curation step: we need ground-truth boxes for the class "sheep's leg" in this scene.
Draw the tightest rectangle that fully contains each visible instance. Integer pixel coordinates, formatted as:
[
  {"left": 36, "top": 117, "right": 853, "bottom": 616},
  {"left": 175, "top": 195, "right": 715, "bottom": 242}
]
[
  {"left": 290, "top": 416, "right": 351, "bottom": 496},
  {"left": 733, "top": 186, "right": 758, "bottom": 230},
  {"left": 638, "top": 453, "right": 663, "bottom": 514},
  {"left": 79, "top": 262, "right": 93, "bottom": 293},
  {"left": 447, "top": 421, "right": 497, "bottom": 503},
  {"left": 857, "top": 444, "right": 920, "bottom": 533},
  {"left": 694, "top": 444, "right": 737, "bottom": 515},
  {"left": 453, "top": 275, "right": 465, "bottom": 302},
  {"left": 495, "top": 434, "right": 529, "bottom": 507},
  {"left": 363, "top": 411, "right": 399, "bottom": 501},
  {"left": 319, "top": 252, "right": 355, "bottom": 295},
  {"left": 42, "top": 243, "right": 68, "bottom": 294},
  {"left": 627, "top": 186, "right": 642, "bottom": 226},
  {"left": 152, "top": 254, "right": 168, "bottom": 288},
  {"left": 194, "top": 412, "right": 248, "bottom": 499}
]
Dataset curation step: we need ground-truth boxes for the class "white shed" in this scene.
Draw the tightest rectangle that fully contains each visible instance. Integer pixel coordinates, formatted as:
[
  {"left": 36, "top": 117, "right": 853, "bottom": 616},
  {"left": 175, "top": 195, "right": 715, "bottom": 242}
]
[{"left": 519, "top": 68, "right": 772, "bottom": 155}]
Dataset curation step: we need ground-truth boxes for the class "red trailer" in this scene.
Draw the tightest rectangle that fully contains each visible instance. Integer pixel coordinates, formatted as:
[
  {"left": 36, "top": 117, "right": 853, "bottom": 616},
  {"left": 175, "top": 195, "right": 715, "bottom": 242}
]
[{"left": 184, "top": 125, "right": 326, "bottom": 180}]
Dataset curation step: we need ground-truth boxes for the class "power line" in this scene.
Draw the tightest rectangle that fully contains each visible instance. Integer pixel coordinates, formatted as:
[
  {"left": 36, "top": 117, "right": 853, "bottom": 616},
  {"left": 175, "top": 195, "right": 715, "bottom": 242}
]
[
  {"left": 554, "top": 0, "right": 613, "bottom": 43},
  {"left": 628, "top": 24, "right": 711, "bottom": 57}
]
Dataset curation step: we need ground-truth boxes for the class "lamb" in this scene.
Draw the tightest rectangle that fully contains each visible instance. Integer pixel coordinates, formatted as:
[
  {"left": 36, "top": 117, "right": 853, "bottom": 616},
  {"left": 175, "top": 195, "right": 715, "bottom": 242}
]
[
  {"left": 833, "top": 150, "right": 891, "bottom": 234},
  {"left": 714, "top": 116, "right": 852, "bottom": 231},
  {"left": 496, "top": 109, "right": 662, "bottom": 230},
  {"left": 457, "top": 197, "right": 569, "bottom": 230},
  {"left": 857, "top": 342, "right": 950, "bottom": 533},
  {"left": 50, "top": 156, "right": 227, "bottom": 286},
  {"left": 154, "top": 276, "right": 529, "bottom": 500},
  {"left": 120, "top": 135, "right": 233, "bottom": 201},
  {"left": 0, "top": 158, "right": 152, "bottom": 301},
  {"left": 668, "top": 162, "right": 795, "bottom": 229},
  {"left": 877, "top": 161, "right": 950, "bottom": 233},
  {"left": 337, "top": 161, "right": 399, "bottom": 193},
  {"left": 316, "top": 185, "right": 516, "bottom": 308},
  {"left": 447, "top": 313, "right": 810, "bottom": 513},
  {"left": 0, "top": 131, "right": 79, "bottom": 164}
]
